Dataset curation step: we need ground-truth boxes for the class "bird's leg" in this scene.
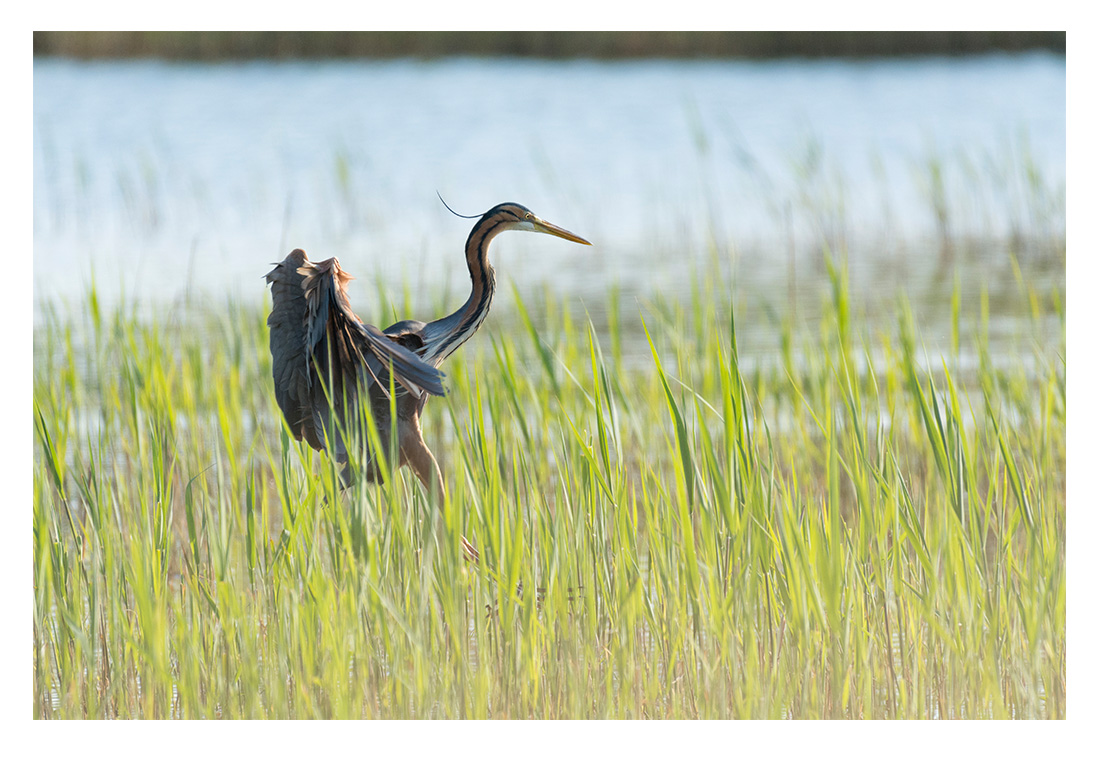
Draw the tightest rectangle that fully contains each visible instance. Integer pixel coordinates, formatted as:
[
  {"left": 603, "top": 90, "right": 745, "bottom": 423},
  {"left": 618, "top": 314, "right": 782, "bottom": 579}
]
[
  {"left": 400, "top": 430, "right": 578, "bottom": 608},
  {"left": 401, "top": 427, "right": 444, "bottom": 503},
  {"left": 401, "top": 422, "right": 480, "bottom": 564},
  {"left": 399, "top": 427, "right": 581, "bottom": 601}
]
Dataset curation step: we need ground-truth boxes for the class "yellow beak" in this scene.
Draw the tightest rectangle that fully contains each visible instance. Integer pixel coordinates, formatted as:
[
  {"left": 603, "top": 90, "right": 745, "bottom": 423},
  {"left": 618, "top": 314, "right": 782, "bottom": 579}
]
[{"left": 532, "top": 217, "right": 592, "bottom": 246}]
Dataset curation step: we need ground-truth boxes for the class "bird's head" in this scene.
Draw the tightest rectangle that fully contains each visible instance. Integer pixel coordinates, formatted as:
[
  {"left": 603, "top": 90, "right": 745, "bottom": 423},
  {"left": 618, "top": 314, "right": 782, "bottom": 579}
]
[
  {"left": 439, "top": 194, "right": 592, "bottom": 249},
  {"left": 486, "top": 202, "right": 592, "bottom": 246}
]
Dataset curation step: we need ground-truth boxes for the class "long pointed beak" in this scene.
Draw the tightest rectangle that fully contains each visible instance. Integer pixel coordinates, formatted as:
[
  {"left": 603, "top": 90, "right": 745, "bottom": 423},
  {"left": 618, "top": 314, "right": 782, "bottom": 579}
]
[{"left": 532, "top": 217, "right": 592, "bottom": 246}]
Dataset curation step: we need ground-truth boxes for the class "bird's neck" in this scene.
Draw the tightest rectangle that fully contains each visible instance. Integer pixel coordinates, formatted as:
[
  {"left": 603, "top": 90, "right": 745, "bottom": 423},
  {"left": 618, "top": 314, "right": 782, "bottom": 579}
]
[
  {"left": 423, "top": 216, "right": 501, "bottom": 364},
  {"left": 456, "top": 223, "right": 498, "bottom": 344}
]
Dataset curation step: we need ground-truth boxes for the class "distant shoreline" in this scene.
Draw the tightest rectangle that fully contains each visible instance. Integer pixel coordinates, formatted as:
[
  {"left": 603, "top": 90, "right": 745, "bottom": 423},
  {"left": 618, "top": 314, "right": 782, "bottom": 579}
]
[{"left": 33, "top": 31, "right": 1066, "bottom": 61}]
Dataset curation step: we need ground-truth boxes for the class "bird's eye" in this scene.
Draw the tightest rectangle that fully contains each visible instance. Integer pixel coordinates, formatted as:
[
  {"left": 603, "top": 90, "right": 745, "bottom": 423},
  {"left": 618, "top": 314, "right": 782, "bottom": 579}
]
[{"left": 525, "top": 213, "right": 533, "bottom": 221}]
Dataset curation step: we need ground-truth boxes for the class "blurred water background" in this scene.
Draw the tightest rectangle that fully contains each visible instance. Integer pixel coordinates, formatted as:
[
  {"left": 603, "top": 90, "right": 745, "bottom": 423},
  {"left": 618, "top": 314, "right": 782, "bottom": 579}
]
[{"left": 33, "top": 48, "right": 1065, "bottom": 345}]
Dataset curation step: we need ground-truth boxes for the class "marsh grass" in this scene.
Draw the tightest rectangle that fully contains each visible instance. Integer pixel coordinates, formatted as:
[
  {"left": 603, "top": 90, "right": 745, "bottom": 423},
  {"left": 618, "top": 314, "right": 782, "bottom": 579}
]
[{"left": 32, "top": 245, "right": 1064, "bottom": 718}]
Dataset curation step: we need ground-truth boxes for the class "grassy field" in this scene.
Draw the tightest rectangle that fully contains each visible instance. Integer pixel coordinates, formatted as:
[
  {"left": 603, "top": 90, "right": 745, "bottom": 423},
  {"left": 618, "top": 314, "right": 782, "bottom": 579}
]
[{"left": 32, "top": 245, "right": 1064, "bottom": 718}]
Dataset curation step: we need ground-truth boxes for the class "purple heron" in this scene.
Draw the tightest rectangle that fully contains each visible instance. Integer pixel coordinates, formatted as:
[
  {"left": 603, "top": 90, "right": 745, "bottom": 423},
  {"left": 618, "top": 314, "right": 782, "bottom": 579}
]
[{"left": 266, "top": 202, "right": 591, "bottom": 500}]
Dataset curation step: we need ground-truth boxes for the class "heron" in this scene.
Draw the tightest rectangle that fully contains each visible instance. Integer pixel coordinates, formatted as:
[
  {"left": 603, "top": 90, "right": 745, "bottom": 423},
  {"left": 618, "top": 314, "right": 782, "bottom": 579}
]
[{"left": 265, "top": 202, "right": 592, "bottom": 502}]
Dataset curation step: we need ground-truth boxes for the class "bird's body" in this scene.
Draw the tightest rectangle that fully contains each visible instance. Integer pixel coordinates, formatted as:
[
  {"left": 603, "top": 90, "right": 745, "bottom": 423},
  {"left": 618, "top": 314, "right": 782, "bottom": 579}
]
[{"left": 266, "top": 202, "right": 591, "bottom": 498}]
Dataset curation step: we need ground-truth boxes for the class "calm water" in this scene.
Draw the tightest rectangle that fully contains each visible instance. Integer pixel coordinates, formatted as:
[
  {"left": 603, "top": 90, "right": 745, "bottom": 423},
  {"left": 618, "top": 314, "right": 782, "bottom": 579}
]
[{"left": 33, "top": 54, "right": 1065, "bottom": 321}]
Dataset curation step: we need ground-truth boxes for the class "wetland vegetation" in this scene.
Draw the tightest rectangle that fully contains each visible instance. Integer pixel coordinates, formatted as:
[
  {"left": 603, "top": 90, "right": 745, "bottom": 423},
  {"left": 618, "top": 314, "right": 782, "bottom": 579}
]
[
  {"left": 33, "top": 239, "right": 1064, "bottom": 717},
  {"left": 32, "top": 53, "right": 1065, "bottom": 718}
]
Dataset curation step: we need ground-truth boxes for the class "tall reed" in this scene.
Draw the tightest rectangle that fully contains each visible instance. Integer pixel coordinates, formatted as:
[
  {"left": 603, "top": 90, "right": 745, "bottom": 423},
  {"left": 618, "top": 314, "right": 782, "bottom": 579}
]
[{"left": 32, "top": 253, "right": 1064, "bottom": 718}]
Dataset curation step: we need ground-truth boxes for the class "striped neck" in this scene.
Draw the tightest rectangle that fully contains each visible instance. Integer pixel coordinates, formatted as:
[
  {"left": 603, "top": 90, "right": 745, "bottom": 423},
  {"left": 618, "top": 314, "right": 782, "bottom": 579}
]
[{"left": 422, "top": 210, "right": 510, "bottom": 364}]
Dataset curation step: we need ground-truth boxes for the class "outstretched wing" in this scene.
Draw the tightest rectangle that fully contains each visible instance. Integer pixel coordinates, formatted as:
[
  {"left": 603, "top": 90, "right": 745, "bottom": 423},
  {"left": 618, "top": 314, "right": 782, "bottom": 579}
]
[
  {"left": 266, "top": 249, "right": 445, "bottom": 456},
  {"left": 267, "top": 249, "right": 322, "bottom": 448}
]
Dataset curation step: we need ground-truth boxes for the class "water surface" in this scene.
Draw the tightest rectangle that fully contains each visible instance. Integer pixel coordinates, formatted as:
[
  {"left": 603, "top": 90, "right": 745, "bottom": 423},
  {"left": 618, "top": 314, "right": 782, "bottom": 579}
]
[{"left": 33, "top": 54, "right": 1065, "bottom": 329}]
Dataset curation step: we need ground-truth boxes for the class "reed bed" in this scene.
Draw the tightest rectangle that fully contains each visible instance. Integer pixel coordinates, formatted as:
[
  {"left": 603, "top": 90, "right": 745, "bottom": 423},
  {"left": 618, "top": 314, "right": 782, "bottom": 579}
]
[{"left": 32, "top": 250, "right": 1064, "bottom": 718}]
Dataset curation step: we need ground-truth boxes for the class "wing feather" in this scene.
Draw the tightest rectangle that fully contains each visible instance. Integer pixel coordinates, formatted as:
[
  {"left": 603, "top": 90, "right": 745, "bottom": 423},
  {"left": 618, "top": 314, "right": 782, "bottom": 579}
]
[
  {"left": 266, "top": 249, "right": 445, "bottom": 458},
  {"left": 266, "top": 249, "right": 325, "bottom": 449}
]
